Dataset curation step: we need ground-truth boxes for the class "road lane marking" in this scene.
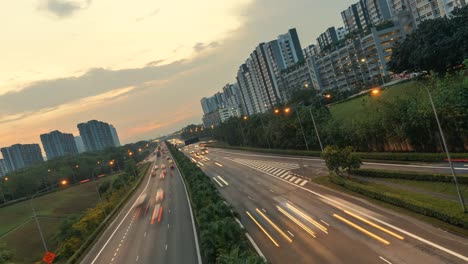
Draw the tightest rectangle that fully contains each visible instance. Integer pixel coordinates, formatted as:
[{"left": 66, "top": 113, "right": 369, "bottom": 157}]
[
  {"left": 226, "top": 154, "right": 468, "bottom": 262},
  {"left": 246, "top": 233, "right": 266, "bottom": 260},
  {"left": 262, "top": 208, "right": 267, "bottom": 213},
  {"left": 269, "top": 189, "right": 274, "bottom": 193},
  {"left": 284, "top": 175, "right": 292, "bottom": 180},
  {"left": 246, "top": 211, "right": 280, "bottom": 247},
  {"left": 320, "top": 220, "right": 329, "bottom": 226},
  {"left": 333, "top": 214, "right": 390, "bottom": 245},
  {"left": 289, "top": 176, "right": 297, "bottom": 182},
  {"left": 111, "top": 257, "right": 114, "bottom": 262},
  {"left": 90, "top": 162, "right": 154, "bottom": 264},
  {"left": 235, "top": 217, "right": 244, "bottom": 228},
  {"left": 197, "top": 161, "right": 204, "bottom": 166},
  {"left": 214, "top": 162, "right": 223, "bottom": 167},
  {"left": 144, "top": 232, "right": 146, "bottom": 237},
  {"left": 286, "top": 203, "right": 328, "bottom": 234},
  {"left": 294, "top": 178, "right": 302, "bottom": 184},
  {"left": 248, "top": 196, "right": 254, "bottom": 200},
  {"left": 343, "top": 210, "right": 404, "bottom": 240},
  {"left": 256, "top": 208, "right": 292, "bottom": 243},
  {"left": 379, "top": 256, "right": 392, "bottom": 264},
  {"left": 136, "top": 256, "right": 139, "bottom": 262},
  {"left": 217, "top": 175, "right": 229, "bottom": 186},
  {"left": 277, "top": 206, "right": 316, "bottom": 238},
  {"left": 299, "top": 180, "right": 308, "bottom": 186},
  {"left": 287, "top": 230, "right": 295, "bottom": 237},
  {"left": 279, "top": 171, "right": 289, "bottom": 178},
  {"left": 212, "top": 177, "right": 224, "bottom": 187},
  {"left": 165, "top": 244, "right": 168, "bottom": 251}
]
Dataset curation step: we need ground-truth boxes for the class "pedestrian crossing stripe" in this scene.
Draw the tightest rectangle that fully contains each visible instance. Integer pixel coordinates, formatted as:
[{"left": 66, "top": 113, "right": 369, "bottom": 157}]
[{"left": 225, "top": 157, "right": 308, "bottom": 187}]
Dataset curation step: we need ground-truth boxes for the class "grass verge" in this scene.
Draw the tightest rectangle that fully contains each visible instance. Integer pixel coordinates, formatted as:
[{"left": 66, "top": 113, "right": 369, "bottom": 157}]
[
  {"left": 351, "top": 168, "right": 468, "bottom": 183},
  {"left": 168, "top": 142, "right": 265, "bottom": 263},
  {"left": 311, "top": 175, "right": 468, "bottom": 236},
  {"left": 207, "top": 142, "right": 468, "bottom": 162}
]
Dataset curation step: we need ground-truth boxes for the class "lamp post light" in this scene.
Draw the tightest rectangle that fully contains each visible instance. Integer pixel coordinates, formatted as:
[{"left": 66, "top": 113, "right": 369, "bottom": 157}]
[{"left": 30, "top": 180, "right": 68, "bottom": 253}]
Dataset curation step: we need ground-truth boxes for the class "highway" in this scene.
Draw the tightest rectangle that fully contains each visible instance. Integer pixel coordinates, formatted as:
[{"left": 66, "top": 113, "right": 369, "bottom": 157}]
[
  {"left": 184, "top": 146, "right": 468, "bottom": 264},
  {"left": 81, "top": 143, "right": 200, "bottom": 264}
]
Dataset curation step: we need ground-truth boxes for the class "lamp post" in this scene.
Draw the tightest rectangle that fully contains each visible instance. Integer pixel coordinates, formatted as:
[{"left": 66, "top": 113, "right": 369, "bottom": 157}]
[
  {"left": 30, "top": 180, "right": 68, "bottom": 253},
  {"left": 307, "top": 106, "right": 324, "bottom": 152},
  {"left": 416, "top": 82, "right": 465, "bottom": 212},
  {"left": 372, "top": 82, "right": 466, "bottom": 212}
]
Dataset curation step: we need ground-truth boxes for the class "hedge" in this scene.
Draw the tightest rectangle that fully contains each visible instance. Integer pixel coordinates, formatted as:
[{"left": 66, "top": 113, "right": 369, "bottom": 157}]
[
  {"left": 329, "top": 175, "right": 468, "bottom": 229},
  {"left": 351, "top": 169, "right": 468, "bottom": 184},
  {"left": 207, "top": 143, "right": 468, "bottom": 162},
  {"left": 167, "top": 143, "right": 265, "bottom": 264}
]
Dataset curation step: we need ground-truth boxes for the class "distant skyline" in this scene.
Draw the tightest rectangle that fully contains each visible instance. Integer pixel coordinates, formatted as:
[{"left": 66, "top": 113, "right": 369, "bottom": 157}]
[{"left": 0, "top": 0, "right": 355, "bottom": 156}]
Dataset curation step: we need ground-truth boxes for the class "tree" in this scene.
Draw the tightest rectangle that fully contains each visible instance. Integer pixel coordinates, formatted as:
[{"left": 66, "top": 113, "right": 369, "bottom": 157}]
[
  {"left": 321, "top": 146, "right": 362, "bottom": 176},
  {"left": 388, "top": 5, "right": 468, "bottom": 75}
]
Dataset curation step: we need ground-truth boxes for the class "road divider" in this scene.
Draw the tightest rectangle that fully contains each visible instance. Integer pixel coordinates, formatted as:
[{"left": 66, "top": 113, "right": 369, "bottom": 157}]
[
  {"left": 333, "top": 213, "right": 390, "bottom": 245},
  {"left": 246, "top": 211, "right": 280, "bottom": 247}
]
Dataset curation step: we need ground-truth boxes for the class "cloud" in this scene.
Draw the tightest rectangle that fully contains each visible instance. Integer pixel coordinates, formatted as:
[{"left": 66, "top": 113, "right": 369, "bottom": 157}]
[
  {"left": 38, "top": 0, "right": 92, "bottom": 18},
  {"left": 0, "top": 60, "right": 190, "bottom": 118},
  {"left": 136, "top": 8, "right": 160, "bottom": 22},
  {"left": 193, "top": 41, "right": 220, "bottom": 53}
]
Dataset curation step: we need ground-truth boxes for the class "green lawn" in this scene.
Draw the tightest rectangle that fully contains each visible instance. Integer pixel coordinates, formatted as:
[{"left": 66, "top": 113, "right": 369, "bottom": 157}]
[
  {"left": 380, "top": 178, "right": 468, "bottom": 199},
  {"left": 330, "top": 82, "right": 420, "bottom": 124},
  {"left": 0, "top": 173, "right": 122, "bottom": 263}
]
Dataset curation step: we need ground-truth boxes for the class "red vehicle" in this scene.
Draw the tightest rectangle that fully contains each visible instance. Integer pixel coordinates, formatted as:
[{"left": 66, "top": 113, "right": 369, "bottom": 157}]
[{"left": 170, "top": 164, "right": 174, "bottom": 170}]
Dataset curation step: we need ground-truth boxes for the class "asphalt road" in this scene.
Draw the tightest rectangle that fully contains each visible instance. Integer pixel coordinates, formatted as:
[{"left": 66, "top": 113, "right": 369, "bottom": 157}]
[
  {"left": 81, "top": 144, "right": 199, "bottom": 264},
  {"left": 184, "top": 146, "right": 468, "bottom": 264}
]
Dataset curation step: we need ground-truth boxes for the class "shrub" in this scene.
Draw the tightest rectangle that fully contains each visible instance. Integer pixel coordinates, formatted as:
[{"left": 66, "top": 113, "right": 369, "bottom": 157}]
[
  {"left": 351, "top": 169, "right": 468, "bottom": 184},
  {"left": 321, "top": 146, "right": 362, "bottom": 176}
]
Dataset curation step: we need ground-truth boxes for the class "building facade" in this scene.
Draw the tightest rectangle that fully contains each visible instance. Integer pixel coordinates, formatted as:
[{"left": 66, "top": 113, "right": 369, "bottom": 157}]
[
  {"left": 40, "top": 130, "right": 79, "bottom": 160},
  {"left": 1, "top": 144, "right": 43, "bottom": 172},
  {"left": 236, "top": 61, "right": 266, "bottom": 115},
  {"left": 278, "top": 61, "right": 314, "bottom": 102},
  {"left": 218, "top": 107, "right": 241, "bottom": 123},
  {"left": 74, "top": 136, "right": 86, "bottom": 153},
  {"left": 0, "top": 159, "right": 8, "bottom": 177},
  {"left": 317, "top": 27, "right": 339, "bottom": 50},
  {"left": 77, "top": 120, "right": 119, "bottom": 152},
  {"left": 110, "top": 125, "right": 121, "bottom": 146}
]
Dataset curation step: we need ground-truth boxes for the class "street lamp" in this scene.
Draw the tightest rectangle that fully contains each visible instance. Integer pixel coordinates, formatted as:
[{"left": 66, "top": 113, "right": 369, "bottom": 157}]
[
  {"left": 415, "top": 82, "right": 466, "bottom": 212},
  {"left": 274, "top": 109, "right": 280, "bottom": 114},
  {"left": 324, "top": 94, "right": 332, "bottom": 99},
  {"left": 30, "top": 180, "right": 68, "bottom": 253},
  {"left": 371, "top": 88, "right": 381, "bottom": 96}
]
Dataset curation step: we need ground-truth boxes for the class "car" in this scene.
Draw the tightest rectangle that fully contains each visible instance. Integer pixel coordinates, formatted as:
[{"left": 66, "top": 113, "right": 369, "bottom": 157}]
[
  {"left": 161, "top": 164, "right": 166, "bottom": 169},
  {"left": 170, "top": 164, "right": 174, "bottom": 169},
  {"left": 155, "top": 188, "right": 164, "bottom": 203},
  {"left": 166, "top": 157, "right": 171, "bottom": 160},
  {"left": 168, "top": 159, "right": 173, "bottom": 164},
  {"left": 135, "top": 193, "right": 147, "bottom": 207}
]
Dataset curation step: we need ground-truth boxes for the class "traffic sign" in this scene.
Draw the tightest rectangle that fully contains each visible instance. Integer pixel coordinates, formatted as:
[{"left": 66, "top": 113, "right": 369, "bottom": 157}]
[{"left": 42, "top": 251, "right": 56, "bottom": 264}]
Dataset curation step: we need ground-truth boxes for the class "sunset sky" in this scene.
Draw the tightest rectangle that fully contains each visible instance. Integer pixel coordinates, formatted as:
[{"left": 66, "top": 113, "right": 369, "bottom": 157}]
[{"left": 0, "top": 0, "right": 354, "bottom": 155}]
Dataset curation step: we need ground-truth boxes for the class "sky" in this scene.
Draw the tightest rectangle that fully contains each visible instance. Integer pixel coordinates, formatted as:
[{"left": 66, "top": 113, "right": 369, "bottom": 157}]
[{"left": 0, "top": 0, "right": 355, "bottom": 155}]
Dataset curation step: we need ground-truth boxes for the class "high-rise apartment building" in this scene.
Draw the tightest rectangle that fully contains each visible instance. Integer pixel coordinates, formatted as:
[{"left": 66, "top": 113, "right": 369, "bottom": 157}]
[
  {"left": 236, "top": 60, "right": 266, "bottom": 115},
  {"left": 408, "top": 0, "right": 465, "bottom": 26},
  {"left": 74, "top": 136, "right": 86, "bottom": 153},
  {"left": 0, "top": 159, "right": 8, "bottom": 177},
  {"left": 40, "top": 130, "right": 79, "bottom": 160},
  {"left": 317, "top": 27, "right": 339, "bottom": 50},
  {"left": 277, "top": 61, "right": 314, "bottom": 102},
  {"left": 110, "top": 125, "right": 121, "bottom": 146},
  {"left": 336, "top": 27, "right": 348, "bottom": 40},
  {"left": 77, "top": 120, "right": 119, "bottom": 152},
  {"left": 1, "top": 144, "right": 43, "bottom": 172}
]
